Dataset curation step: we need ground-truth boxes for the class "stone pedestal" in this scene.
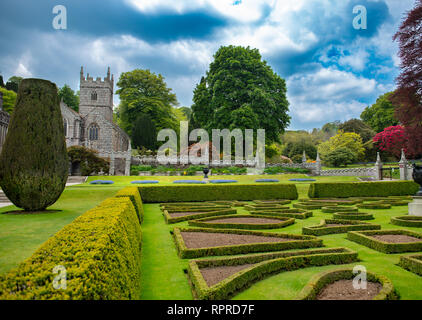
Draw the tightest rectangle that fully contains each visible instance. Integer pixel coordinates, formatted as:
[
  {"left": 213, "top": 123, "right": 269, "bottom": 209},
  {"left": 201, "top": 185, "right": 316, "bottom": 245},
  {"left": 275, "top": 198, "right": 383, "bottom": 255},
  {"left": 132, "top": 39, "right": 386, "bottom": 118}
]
[{"left": 409, "top": 196, "right": 422, "bottom": 216}]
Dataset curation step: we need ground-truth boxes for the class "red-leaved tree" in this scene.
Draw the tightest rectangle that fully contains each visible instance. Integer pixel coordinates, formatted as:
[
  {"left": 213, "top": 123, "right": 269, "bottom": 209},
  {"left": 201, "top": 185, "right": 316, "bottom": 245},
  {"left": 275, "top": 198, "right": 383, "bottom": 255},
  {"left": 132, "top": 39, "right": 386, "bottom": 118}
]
[
  {"left": 373, "top": 125, "right": 412, "bottom": 159},
  {"left": 392, "top": 0, "right": 422, "bottom": 158}
]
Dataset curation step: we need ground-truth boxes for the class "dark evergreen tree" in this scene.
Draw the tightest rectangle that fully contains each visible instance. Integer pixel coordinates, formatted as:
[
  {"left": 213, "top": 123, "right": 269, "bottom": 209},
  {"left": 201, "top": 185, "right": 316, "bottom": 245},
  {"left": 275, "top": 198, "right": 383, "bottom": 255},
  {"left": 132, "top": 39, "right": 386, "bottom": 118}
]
[
  {"left": 0, "top": 79, "right": 68, "bottom": 211},
  {"left": 131, "top": 114, "right": 157, "bottom": 151}
]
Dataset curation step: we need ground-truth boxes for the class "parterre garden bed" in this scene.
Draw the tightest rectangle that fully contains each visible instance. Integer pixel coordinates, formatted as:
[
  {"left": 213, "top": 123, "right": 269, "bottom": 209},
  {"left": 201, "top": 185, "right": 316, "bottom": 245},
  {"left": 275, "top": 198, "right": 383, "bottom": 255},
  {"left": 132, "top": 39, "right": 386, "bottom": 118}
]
[{"left": 1, "top": 179, "right": 422, "bottom": 300}]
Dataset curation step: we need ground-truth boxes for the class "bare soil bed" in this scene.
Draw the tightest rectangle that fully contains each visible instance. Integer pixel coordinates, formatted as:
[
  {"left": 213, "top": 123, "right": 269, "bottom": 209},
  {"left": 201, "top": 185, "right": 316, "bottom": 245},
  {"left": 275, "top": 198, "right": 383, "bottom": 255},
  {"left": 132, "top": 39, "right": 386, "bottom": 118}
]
[
  {"left": 371, "top": 235, "right": 422, "bottom": 243},
  {"left": 316, "top": 280, "right": 382, "bottom": 300},
  {"left": 200, "top": 264, "right": 255, "bottom": 287},
  {"left": 206, "top": 217, "right": 283, "bottom": 224},
  {"left": 181, "top": 231, "right": 292, "bottom": 249}
]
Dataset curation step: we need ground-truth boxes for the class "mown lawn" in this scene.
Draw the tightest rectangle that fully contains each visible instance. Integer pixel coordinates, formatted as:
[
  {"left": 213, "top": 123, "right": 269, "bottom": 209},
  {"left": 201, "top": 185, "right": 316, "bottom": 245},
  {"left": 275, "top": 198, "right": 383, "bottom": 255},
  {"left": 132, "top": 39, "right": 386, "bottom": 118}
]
[{"left": 0, "top": 186, "right": 121, "bottom": 274}]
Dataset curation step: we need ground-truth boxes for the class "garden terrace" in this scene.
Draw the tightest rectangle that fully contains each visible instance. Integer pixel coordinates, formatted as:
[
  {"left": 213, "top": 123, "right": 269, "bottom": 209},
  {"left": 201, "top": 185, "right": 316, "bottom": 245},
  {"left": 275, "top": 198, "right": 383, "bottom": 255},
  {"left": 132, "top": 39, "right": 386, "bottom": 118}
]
[
  {"left": 391, "top": 216, "right": 422, "bottom": 228},
  {"left": 188, "top": 215, "right": 295, "bottom": 230},
  {"left": 347, "top": 230, "right": 422, "bottom": 254},
  {"left": 188, "top": 248, "right": 358, "bottom": 300},
  {"left": 172, "top": 227, "right": 322, "bottom": 259},
  {"left": 296, "top": 269, "right": 398, "bottom": 300},
  {"left": 302, "top": 219, "right": 381, "bottom": 236},
  {"left": 333, "top": 212, "right": 374, "bottom": 220},
  {"left": 398, "top": 254, "right": 422, "bottom": 276}
]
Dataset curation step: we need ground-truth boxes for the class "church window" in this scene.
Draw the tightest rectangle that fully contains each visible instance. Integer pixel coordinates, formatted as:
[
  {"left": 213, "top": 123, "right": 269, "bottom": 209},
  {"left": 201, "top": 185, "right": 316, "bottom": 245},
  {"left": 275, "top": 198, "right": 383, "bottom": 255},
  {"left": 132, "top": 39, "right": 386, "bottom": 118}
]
[
  {"left": 89, "top": 124, "right": 99, "bottom": 141},
  {"left": 63, "top": 118, "right": 68, "bottom": 137},
  {"left": 91, "top": 91, "right": 97, "bottom": 101}
]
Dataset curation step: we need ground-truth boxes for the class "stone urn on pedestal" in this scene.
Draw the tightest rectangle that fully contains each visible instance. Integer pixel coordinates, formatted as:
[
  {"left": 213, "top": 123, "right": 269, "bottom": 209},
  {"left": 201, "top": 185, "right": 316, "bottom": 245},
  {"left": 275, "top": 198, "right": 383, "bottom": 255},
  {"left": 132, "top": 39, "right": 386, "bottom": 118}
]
[
  {"left": 203, "top": 167, "right": 210, "bottom": 180},
  {"left": 409, "top": 164, "right": 422, "bottom": 216}
]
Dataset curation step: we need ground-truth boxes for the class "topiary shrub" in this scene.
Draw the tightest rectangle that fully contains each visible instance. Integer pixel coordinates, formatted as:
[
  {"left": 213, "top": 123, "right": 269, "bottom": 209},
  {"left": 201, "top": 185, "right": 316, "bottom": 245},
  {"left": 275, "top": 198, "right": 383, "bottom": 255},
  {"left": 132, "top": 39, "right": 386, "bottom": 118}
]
[{"left": 0, "top": 79, "right": 68, "bottom": 211}]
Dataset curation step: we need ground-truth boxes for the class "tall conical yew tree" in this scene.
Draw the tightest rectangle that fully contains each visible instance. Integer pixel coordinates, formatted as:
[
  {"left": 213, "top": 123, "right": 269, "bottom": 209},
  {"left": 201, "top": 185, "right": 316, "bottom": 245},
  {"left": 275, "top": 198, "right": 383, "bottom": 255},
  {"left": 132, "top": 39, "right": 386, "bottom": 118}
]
[{"left": 0, "top": 79, "right": 68, "bottom": 211}]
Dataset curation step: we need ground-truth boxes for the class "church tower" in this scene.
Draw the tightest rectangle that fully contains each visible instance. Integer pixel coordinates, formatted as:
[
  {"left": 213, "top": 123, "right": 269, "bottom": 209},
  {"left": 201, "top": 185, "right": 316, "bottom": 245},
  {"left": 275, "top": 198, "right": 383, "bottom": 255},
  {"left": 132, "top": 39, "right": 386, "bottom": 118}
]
[{"left": 79, "top": 66, "right": 114, "bottom": 122}]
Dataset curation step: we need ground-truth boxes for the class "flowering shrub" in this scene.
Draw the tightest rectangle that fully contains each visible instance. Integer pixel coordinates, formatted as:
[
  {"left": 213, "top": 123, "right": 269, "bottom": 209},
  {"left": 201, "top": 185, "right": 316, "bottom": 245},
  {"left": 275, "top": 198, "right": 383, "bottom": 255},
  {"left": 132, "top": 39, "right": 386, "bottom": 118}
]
[{"left": 373, "top": 126, "right": 411, "bottom": 158}]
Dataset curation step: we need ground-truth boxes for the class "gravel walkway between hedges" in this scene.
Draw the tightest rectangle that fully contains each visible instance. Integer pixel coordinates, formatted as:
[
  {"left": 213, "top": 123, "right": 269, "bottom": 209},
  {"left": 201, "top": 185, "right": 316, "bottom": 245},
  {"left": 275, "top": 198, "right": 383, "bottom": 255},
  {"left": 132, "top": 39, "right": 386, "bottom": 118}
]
[{"left": 181, "top": 231, "right": 292, "bottom": 248}]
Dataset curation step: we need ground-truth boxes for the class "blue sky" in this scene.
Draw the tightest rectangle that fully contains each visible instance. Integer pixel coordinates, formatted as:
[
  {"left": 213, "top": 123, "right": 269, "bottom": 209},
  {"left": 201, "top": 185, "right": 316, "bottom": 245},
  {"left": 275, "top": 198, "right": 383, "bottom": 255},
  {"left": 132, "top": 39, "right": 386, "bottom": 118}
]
[{"left": 0, "top": 0, "right": 416, "bottom": 130}]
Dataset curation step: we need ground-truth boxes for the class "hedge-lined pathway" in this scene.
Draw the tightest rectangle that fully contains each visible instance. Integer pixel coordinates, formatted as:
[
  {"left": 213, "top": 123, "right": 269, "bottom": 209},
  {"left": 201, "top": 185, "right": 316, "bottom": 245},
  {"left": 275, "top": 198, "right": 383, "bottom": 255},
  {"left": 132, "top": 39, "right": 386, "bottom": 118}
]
[{"left": 139, "top": 204, "right": 193, "bottom": 299}]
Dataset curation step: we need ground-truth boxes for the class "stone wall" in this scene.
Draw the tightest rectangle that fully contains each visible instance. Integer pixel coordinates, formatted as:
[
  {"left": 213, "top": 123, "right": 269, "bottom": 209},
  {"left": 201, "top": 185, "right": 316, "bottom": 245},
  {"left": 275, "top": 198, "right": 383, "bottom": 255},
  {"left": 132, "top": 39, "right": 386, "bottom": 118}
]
[{"left": 320, "top": 167, "right": 377, "bottom": 177}]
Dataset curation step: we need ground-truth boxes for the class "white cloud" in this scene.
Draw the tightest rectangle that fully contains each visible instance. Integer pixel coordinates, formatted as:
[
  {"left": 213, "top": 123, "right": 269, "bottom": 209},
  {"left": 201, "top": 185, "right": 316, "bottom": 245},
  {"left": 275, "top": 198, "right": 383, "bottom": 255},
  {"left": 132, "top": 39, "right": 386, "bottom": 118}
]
[
  {"left": 287, "top": 66, "right": 378, "bottom": 125},
  {"left": 338, "top": 50, "right": 370, "bottom": 71}
]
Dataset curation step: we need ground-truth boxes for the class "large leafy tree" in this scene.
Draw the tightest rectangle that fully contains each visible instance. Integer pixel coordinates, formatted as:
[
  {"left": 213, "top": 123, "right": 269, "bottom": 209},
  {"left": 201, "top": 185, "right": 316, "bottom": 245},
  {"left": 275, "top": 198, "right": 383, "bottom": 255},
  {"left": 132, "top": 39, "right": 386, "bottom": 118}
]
[
  {"left": 191, "top": 46, "right": 290, "bottom": 143},
  {"left": 392, "top": 0, "right": 422, "bottom": 157},
  {"left": 5, "top": 76, "right": 23, "bottom": 93},
  {"left": 59, "top": 84, "right": 79, "bottom": 112},
  {"left": 373, "top": 125, "right": 411, "bottom": 159},
  {"left": 131, "top": 114, "right": 157, "bottom": 151},
  {"left": 0, "top": 79, "right": 68, "bottom": 211},
  {"left": 318, "top": 131, "right": 365, "bottom": 162},
  {"left": 116, "top": 69, "right": 179, "bottom": 135},
  {"left": 0, "top": 87, "right": 17, "bottom": 114},
  {"left": 360, "top": 92, "right": 400, "bottom": 133},
  {"left": 339, "top": 118, "right": 375, "bottom": 143}
]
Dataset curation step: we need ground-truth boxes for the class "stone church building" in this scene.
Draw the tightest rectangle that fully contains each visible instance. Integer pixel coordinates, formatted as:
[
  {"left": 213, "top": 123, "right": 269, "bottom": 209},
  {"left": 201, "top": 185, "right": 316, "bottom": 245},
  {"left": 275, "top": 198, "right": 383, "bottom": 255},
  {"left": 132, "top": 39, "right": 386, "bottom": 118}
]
[{"left": 61, "top": 67, "right": 131, "bottom": 175}]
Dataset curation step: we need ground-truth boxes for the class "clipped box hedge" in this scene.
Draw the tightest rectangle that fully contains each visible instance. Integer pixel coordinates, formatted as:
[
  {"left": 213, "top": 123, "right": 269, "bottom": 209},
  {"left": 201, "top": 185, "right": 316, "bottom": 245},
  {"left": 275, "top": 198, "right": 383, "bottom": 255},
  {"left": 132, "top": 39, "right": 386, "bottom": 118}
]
[
  {"left": 398, "top": 254, "right": 422, "bottom": 276},
  {"left": 163, "top": 208, "right": 236, "bottom": 224},
  {"left": 296, "top": 268, "right": 398, "bottom": 300},
  {"left": 391, "top": 216, "right": 422, "bottom": 228},
  {"left": 347, "top": 229, "right": 422, "bottom": 254},
  {"left": 357, "top": 203, "right": 392, "bottom": 210},
  {"left": 138, "top": 183, "right": 298, "bottom": 203},
  {"left": 308, "top": 181, "right": 419, "bottom": 199},
  {"left": 333, "top": 212, "right": 374, "bottom": 220},
  {"left": 302, "top": 219, "right": 381, "bottom": 236},
  {"left": 173, "top": 227, "right": 322, "bottom": 259},
  {"left": 251, "top": 209, "right": 313, "bottom": 219},
  {"left": 115, "top": 187, "right": 144, "bottom": 223},
  {"left": 188, "top": 214, "right": 295, "bottom": 230},
  {"left": 0, "top": 197, "right": 142, "bottom": 300},
  {"left": 188, "top": 247, "right": 358, "bottom": 300},
  {"left": 321, "top": 206, "right": 359, "bottom": 213}
]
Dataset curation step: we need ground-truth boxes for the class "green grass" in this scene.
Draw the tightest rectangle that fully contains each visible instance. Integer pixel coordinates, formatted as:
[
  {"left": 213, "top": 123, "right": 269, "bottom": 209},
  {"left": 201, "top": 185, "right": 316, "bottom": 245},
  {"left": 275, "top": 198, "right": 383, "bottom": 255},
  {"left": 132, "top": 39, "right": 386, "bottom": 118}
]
[
  {"left": 85, "top": 174, "right": 359, "bottom": 187},
  {"left": 2, "top": 174, "right": 422, "bottom": 300},
  {"left": 0, "top": 186, "right": 121, "bottom": 274},
  {"left": 138, "top": 179, "right": 422, "bottom": 300}
]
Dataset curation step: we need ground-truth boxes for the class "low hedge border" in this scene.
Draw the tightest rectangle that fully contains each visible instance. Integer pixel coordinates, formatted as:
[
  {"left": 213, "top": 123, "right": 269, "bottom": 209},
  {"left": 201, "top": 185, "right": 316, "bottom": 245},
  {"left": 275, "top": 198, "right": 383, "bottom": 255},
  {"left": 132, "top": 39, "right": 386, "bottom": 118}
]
[
  {"left": 333, "top": 212, "right": 374, "bottom": 221},
  {"left": 115, "top": 187, "right": 144, "bottom": 224},
  {"left": 293, "top": 203, "right": 324, "bottom": 210},
  {"left": 163, "top": 208, "right": 236, "bottom": 224},
  {"left": 296, "top": 268, "right": 398, "bottom": 300},
  {"left": 300, "top": 199, "right": 361, "bottom": 206},
  {"left": 398, "top": 254, "right": 422, "bottom": 276},
  {"left": 357, "top": 203, "right": 392, "bottom": 210},
  {"left": 347, "top": 229, "right": 422, "bottom": 254},
  {"left": 302, "top": 219, "right": 381, "bottom": 236},
  {"left": 162, "top": 205, "right": 231, "bottom": 213},
  {"left": 244, "top": 205, "right": 290, "bottom": 212},
  {"left": 188, "top": 215, "right": 295, "bottom": 230},
  {"left": 172, "top": 227, "right": 323, "bottom": 259},
  {"left": 139, "top": 184, "right": 298, "bottom": 203},
  {"left": 391, "top": 216, "right": 422, "bottom": 228},
  {"left": 322, "top": 206, "right": 359, "bottom": 213},
  {"left": 251, "top": 210, "right": 313, "bottom": 219},
  {"left": 187, "top": 247, "right": 358, "bottom": 300},
  {"left": 379, "top": 200, "right": 411, "bottom": 206},
  {"left": 0, "top": 197, "right": 142, "bottom": 300},
  {"left": 309, "top": 181, "right": 419, "bottom": 199},
  {"left": 253, "top": 200, "right": 291, "bottom": 205},
  {"left": 160, "top": 202, "right": 225, "bottom": 207}
]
